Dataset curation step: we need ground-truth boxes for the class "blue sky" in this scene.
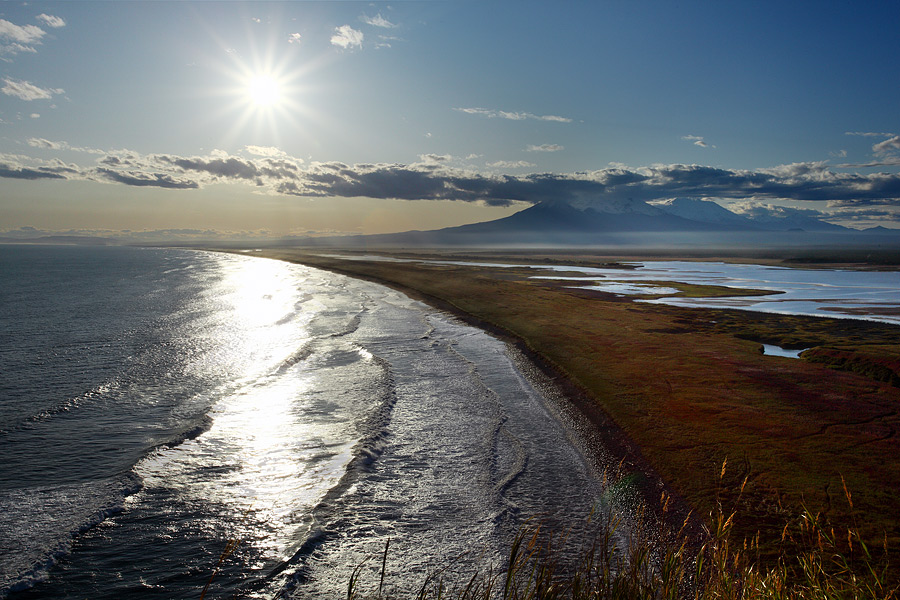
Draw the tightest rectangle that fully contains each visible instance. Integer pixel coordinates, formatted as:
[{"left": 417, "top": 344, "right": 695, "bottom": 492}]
[{"left": 2, "top": 1, "right": 899, "bottom": 240}]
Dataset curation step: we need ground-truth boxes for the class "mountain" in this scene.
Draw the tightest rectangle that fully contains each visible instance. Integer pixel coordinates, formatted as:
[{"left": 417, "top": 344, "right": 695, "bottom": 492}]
[
  {"left": 444, "top": 199, "right": 735, "bottom": 236},
  {"left": 295, "top": 198, "right": 774, "bottom": 247},
  {"left": 269, "top": 197, "right": 899, "bottom": 249},
  {"left": 650, "top": 198, "right": 762, "bottom": 229},
  {"left": 650, "top": 197, "right": 851, "bottom": 233}
]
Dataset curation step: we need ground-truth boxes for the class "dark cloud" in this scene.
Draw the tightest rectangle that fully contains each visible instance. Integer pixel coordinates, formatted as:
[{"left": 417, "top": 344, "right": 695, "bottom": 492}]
[
  {"left": 0, "top": 164, "right": 66, "bottom": 180},
  {"left": 157, "top": 155, "right": 261, "bottom": 180},
  {"left": 96, "top": 168, "right": 199, "bottom": 189},
  {"left": 5, "top": 147, "right": 900, "bottom": 211},
  {"left": 0, "top": 154, "right": 76, "bottom": 180}
]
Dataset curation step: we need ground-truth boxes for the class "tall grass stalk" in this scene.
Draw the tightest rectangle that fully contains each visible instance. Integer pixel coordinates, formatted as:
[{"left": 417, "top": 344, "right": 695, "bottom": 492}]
[{"left": 343, "top": 464, "right": 896, "bottom": 600}]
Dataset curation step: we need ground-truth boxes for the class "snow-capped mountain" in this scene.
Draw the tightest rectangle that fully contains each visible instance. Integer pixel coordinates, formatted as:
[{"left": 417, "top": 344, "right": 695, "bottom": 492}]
[{"left": 651, "top": 197, "right": 851, "bottom": 232}]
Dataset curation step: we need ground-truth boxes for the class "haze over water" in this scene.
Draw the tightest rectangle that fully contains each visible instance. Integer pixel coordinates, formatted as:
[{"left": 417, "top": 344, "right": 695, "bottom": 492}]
[{"left": 0, "top": 246, "right": 611, "bottom": 599}]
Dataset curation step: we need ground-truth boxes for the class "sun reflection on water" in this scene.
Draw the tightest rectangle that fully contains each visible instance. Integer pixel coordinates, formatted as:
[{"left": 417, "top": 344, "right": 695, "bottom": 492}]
[{"left": 135, "top": 256, "right": 359, "bottom": 563}]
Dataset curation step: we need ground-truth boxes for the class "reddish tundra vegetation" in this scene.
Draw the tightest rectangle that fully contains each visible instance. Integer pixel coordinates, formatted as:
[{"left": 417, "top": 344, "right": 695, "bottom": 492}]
[{"left": 239, "top": 249, "right": 900, "bottom": 563}]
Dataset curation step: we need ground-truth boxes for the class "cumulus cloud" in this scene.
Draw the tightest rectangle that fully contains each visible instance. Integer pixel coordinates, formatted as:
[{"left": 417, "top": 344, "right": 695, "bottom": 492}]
[
  {"left": 36, "top": 14, "right": 66, "bottom": 28},
  {"left": 287, "top": 32, "right": 302, "bottom": 45},
  {"left": 526, "top": 144, "right": 564, "bottom": 152},
  {"left": 2, "top": 78, "right": 64, "bottom": 101},
  {"left": 4, "top": 144, "right": 900, "bottom": 217},
  {"left": 454, "top": 107, "right": 573, "bottom": 123},
  {"left": 331, "top": 25, "right": 363, "bottom": 49},
  {"left": 360, "top": 13, "right": 396, "bottom": 28}
]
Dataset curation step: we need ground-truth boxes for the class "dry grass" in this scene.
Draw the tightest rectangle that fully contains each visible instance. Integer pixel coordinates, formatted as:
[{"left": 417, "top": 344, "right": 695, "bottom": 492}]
[
  {"left": 248, "top": 250, "right": 900, "bottom": 552},
  {"left": 347, "top": 466, "right": 897, "bottom": 600}
]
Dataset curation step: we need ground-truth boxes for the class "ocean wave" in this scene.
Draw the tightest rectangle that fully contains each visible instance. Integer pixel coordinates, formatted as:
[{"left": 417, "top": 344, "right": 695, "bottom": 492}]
[{"left": 0, "top": 472, "right": 143, "bottom": 598}]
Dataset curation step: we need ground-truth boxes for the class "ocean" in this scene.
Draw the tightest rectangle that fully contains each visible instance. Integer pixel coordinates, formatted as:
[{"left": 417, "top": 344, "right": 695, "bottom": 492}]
[{"left": 0, "top": 246, "right": 611, "bottom": 599}]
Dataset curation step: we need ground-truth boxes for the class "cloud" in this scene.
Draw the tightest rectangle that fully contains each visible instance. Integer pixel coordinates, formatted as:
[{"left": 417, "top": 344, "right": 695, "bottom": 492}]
[
  {"left": 28, "top": 138, "right": 104, "bottom": 154},
  {"left": 92, "top": 150, "right": 306, "bottom": 189},
  {"left": 727, "top": 201, "right": 828, "bottom": 220},
  {"left": 834, "top": 132, "right": 900, "bottom": 167},
  {"left": 873, "top": 135, "right": 900, "bottom": 156},
  {"left": 836, "top": 158, "right": 900, "bottom": 169},
  {"left": 30, "top": 113, "right": 40, "bottom": 119},
  {"left": 0, "top": 163, "right": 67, "bottom": 180},
  {"left": 331, "top": 25, "right": 364, "bottom": 49},
  {"left": 0, "top": 19, "right": 45, "bottom": 43},
  {"left": 418, "top": 154, "right": 452, "bottom": 163},
  {"left": 845, "top": 131, "right": 896, "bottom": 138},
  {"left": 526, "top": 144, "right": 564, "bottom": 152},
  {"left": 454, "top": 107, "right": 573, "bottom": 123},
  {"left": 27, "top": 138, "right": 65, "bottom": 150},
  {"left": 682, "top": 135, "right": 715, "bottom": 149},
  {"left": 5, "top": 145, "right": 900, "bottom": 214},
  {"left": 36, "top": 14, "right": 66, "bottom": 28},
  {"left": 360, "top": 13, "right": 397, "bottom": 28},
  {"left": 96, "top": 168, "right": 200, "bottom": 189},
  {"left": 287, "top": 32, "right": 302, "bottom": 45},
  {"left": 827, "top": 206, "right": 900, "bottom": 224},
  {"left": 0, "top": 18, "right": 46, "bottom": 56},
  {"left": 0, "top": 153, "right": 75, "bottom": 180},
  {"left": 374, "top": 35, "right": 400, "bottom": 49},
  {"left": 487, "top": 161, "right": 537, "bottom": 169},
  {"left": 2, "top": 78, "right": 64, "bottom": 101},
  {"left": 245, "top": 145, "right": 288, "bottom": 158}
]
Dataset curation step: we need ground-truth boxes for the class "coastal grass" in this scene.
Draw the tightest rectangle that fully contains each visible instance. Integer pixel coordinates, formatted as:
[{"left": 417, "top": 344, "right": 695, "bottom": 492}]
[
  {"left": 243, "top": 249, "right": 900, "bottom": 556},
  {"left": 347, "top": 468, "right": 897, "bottom": 599}
]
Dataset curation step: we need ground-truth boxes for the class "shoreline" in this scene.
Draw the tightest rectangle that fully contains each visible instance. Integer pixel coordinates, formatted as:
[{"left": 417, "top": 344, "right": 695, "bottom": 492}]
[
  {"left": 221, "top": 248, "right": 702, "bottom": 538},
  {"left": 206, "top": 247, "right": 900, "bottom": 553}
]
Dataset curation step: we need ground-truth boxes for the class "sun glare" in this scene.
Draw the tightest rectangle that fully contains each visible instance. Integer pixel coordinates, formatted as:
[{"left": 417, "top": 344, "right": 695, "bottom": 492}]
[
  {"left": 248, "top": 75, "right": 281, "bottom": 107},
  {"left": 212, "top": 47, "right": 320, "bottom": 147}
]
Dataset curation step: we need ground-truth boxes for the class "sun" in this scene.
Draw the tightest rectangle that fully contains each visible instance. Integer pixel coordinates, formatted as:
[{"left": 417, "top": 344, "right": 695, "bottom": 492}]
[
  {"left": 210, "top": 48, "right": 320, "bottom": 147},
  {"left": 247, "top": 75, "right": 281, "bottom": 108}
]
